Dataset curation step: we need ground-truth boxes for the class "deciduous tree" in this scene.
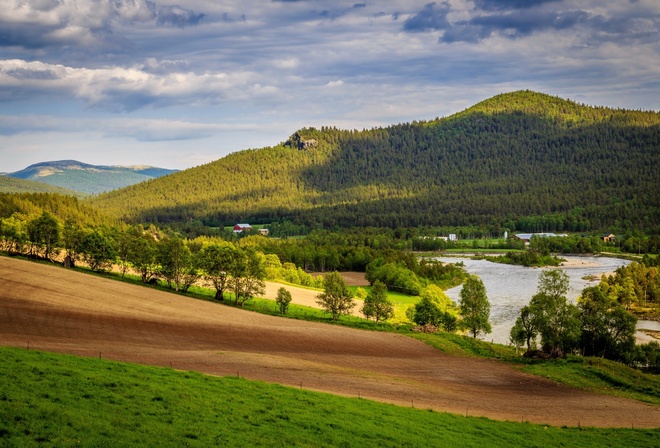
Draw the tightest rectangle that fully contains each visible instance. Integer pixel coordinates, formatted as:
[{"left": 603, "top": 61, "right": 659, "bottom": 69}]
[
  {"left": 276, "top": 287, "right": 292, "bottom": 315},
  {"left": 27, "top": 211, "right": 60, "bottom": 260},
  {"left": 316, "top": 271, "right": 355, "bottom": 320},
  {"left": 361, "top": 280, "right": 394, "bottom": 324},
  {"left": 459, "top": 275, "right": 492, "bottom": 338},
  {"left": 200, "top": 242, "right": 237, "bottom": 301},
  {"left": 80, "top": 230, "right": 116, "bottom": 272}
]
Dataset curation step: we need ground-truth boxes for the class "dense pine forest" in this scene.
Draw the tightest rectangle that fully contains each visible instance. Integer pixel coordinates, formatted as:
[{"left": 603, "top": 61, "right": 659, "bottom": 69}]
[{"left": 82, "top": 91, "right": 658, "bottom": 232}]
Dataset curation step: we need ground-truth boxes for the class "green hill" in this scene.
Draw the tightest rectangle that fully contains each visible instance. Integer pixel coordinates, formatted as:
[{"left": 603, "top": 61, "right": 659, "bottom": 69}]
[
  {"left": 89, "top": 91, "right": 660, "bottom": 232},
  {"left": 8, "top": 160, "right": 178, "bottom": 195}
]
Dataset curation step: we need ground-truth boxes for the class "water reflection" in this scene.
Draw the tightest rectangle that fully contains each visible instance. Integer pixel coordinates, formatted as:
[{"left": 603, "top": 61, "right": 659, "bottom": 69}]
[{"left": 436, "top": 256, "right": 631, "bottom": 345}]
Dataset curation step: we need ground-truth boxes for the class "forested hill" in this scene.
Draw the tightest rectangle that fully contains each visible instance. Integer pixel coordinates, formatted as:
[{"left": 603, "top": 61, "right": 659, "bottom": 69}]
[{"left": 89, "top": 91, "right": 660, "bottom": 232}]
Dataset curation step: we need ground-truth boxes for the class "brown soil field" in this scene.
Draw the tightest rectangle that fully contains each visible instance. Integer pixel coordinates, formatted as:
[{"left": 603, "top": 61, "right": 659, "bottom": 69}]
[{"left": 1, "top": 257, "right": 658, "bottom": 428}]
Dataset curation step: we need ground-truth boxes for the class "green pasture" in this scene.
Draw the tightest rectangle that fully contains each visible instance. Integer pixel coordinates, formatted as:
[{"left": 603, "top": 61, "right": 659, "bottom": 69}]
[
  {"left": 1, "top": 347, "right": 658, "bottom": 447},
  {"left": 348, "top": 285, "right": 419, "bottom": 324}
]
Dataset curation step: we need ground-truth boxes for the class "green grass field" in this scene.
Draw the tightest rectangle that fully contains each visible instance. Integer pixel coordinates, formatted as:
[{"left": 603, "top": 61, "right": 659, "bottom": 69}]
[{"left": 1, "top": 347, "right": 658, "bottom": 447}]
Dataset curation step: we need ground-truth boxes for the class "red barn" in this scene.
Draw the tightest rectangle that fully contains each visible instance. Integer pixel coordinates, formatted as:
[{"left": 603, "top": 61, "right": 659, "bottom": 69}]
[{"left": 233, "top": 223, "right": 252, "bottom": 233}]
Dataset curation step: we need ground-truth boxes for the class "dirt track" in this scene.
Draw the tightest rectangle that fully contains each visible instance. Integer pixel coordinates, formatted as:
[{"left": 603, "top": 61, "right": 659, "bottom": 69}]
[{"left": 1, "top": 257, "right": 659, "bottom": 428}]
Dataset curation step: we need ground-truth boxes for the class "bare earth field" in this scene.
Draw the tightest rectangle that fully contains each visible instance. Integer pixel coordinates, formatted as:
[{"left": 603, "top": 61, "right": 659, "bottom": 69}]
[{"left": 1, "top": 257, "right": 658, "bottom": 428}]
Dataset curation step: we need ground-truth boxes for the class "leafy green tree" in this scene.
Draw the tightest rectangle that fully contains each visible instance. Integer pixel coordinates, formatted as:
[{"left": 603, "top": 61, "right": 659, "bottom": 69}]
[
  {"left": 316, "top": 271, "right": 355, "bottom": 320},
  {"left": 276, "top": 287, "right": 292, "bottom": 315},
  {"left": 127, "top": 227, "right": 158, "bottom": 283},
  {"left": 411, "top": 297, "right": 442, "bottom": 327},
  {"left": 114, "top": 226, "right": 133, "bottom": 277},
  {"left": 578, "top": 286, "right": 637, "bottom": 361},
  {"left": 80, "top": 230, "right": 116, "bottom": 272},
  {"left": 200, "top": 242, "right": 237, "bottom": 301},
  {"left": 410, "top": 286, "right": 458, "bottom": 332},
  {"left": 509, "top": 305, "right": 538, "bottom": 352},
  {"left": 639, "top": 342, "right": 660, "bottom": 373},
  {"left": 1, "top": 214, "right": 28, "bottom": 254},
  {"left": 27, "top": 211, "right": 60, "bottom": 260},
  {"left": 354, "top": 287, "right": 368, "bottom": 301},
  {"left": 229, "top": 248, "right": 266, "bottom": 307},
  {"left": 361, "top": 280, "right": 394, "bottom": 324},
  {"left": 529, "top": 269, "right": 581, "bottom": 357},
  {"left": 366, "top": 259, "right": 423, "bottom": 295},
  {"left": 459, "top": 275, "right": 492, "bottom": 338},
  {"left": 62, "top": 218, "right": 84, "bottom": 268},
  {"left": 158, "top": 235, "right": 196, "bottom": 292},
  {"left": 419, "top": 284, "right": 455, "bottom": 312}
]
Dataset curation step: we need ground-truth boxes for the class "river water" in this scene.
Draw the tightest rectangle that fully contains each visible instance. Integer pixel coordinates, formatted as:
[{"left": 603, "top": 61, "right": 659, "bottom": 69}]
[{"left": 435, "top": 255, "right": 648, "bottom": 345}]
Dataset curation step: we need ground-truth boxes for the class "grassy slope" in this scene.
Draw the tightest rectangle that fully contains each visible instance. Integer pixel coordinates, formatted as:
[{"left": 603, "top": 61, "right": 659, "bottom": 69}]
[{"left": 1, "top": 347, "right": 658, "bottom": 447}]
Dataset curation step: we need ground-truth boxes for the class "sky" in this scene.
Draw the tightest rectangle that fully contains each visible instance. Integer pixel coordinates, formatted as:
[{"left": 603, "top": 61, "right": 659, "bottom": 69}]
[{"left": 1, "top": 0, "right": 659, "bottom": 173}]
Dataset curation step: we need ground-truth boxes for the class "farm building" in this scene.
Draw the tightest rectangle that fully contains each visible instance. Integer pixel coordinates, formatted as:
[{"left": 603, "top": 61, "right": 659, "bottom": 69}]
[
  {"left": 512, "top": 232, "right": 567, "bottom": 243},
  {"left": 233, "top": 223, "right": 252, "bottom": 233}
]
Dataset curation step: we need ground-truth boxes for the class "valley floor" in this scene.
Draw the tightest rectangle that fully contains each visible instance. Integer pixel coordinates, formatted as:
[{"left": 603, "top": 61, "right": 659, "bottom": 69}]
[{"left": 1, "top": 257, "right": 658, "bottom": 428}]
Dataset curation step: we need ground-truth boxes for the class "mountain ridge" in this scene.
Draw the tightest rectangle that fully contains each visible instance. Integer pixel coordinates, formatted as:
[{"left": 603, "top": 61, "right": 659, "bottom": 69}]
[
  {"left": 8, "top": 160, "right": 178, "bottom": 195},
  {"left": 88, "top": 91, "right": 660, "bottom": 232}
]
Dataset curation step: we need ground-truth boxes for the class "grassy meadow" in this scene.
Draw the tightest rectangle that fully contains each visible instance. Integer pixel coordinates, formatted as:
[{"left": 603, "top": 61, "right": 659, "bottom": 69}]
[{"left": 1, "top": 347, "right": 659, "bottom": 447}]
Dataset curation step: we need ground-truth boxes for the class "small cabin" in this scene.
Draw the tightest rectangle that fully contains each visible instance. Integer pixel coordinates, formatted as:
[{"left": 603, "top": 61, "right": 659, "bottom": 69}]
[
  {"left": 233, "top": 223, "right": 252, "bottom": 233},
  {"left": 258, "top": 229, "right": 269, "bottom": 236},
  {"left": 601, "top": 233, "right": 616, "bottom": 243}
]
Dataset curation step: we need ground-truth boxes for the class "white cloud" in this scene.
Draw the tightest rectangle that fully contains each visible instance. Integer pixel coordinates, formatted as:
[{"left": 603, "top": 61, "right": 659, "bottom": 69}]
[
  {"left": 273, "top": 57, "right": 300, "bottom": 69},
  {"left": 325, "top": 80, "right": 344, "bottom": 88},
  {"left": 0, "top": 59, "right": 268, "bottom": 110}
]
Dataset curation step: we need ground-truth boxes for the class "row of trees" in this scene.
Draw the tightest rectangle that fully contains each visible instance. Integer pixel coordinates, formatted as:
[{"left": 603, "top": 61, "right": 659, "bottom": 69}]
[
  {"left": 0, "top": 211, "right": 295, "bottom": 307},
  {"left": 315, "top": 271, "right": 492, "bottom": 338}
]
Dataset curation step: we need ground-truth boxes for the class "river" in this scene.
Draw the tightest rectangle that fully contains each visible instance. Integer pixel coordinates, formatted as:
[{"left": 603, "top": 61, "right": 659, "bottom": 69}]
[{"left": 435, "top": 255, "right": 655, "bottom": 345}]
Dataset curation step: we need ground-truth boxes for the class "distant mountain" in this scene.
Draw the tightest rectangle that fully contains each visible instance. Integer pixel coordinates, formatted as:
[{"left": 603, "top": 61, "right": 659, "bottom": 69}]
[
  {"left": 8, "top": 160, "right": 178, "bottom": 195},
  {"left": 0, "top": 175, "right": 87, "bottom": 198},
  {"left": 89, "top": 91, "right": 660, "bottom": 232}
]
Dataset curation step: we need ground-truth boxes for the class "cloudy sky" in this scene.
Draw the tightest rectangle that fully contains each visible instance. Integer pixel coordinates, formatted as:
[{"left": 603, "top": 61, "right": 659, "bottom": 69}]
[{"left": 1, "top": 0, "right": 659, "bottom": 172}]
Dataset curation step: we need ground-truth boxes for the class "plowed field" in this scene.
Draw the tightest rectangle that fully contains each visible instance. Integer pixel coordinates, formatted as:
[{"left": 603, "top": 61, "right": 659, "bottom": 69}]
[{"left": 1, "top": 257, "right": 658, "bottom": 428}]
